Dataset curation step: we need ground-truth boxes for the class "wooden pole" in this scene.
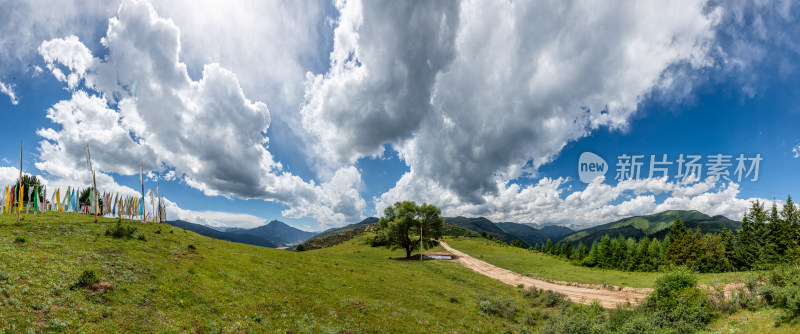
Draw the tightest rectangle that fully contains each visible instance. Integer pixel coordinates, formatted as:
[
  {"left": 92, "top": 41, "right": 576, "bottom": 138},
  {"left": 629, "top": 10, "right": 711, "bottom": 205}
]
[
  {"left": 17, "top": 141, "right": 21, "bottom": 225},
  {"left": 92, "top": 170, "right": 98, "bottom": 223},
  {"left": 140, "top": 165, "right": 145, "bottom": 223}
]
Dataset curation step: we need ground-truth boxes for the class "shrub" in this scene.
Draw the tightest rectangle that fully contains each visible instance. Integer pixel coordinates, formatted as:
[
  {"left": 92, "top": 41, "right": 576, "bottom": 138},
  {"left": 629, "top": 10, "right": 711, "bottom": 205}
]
[
  {"left": 188, "top": 244, "right": 197, "bottom": 251},
  {"left": 523, "top": 309, "right": 548, "bottom": 326},
  {"left": 477, "top": 295, "right": 516, "bottom": 319},
  {"left": 539, "top": 302, "right": 606, "bottom": 334},
  {"left": 13, "top": 236, "right": 27, "bottom": 244},
  {"left": 449, "top": 296, "right": 460, "bottom": 303},
  {"left": 523, "top": 286, "right": 570, "bottom": 308},
  {"left": 74, "top": 270, "right": 99, "bottom": 288},
  {"left": 295, "top": 244, "right": 306, "bottom": 252},
  {"left": 644, "top": 268, "right": 712, "bottom": 333},
  {"left": 136, "top": 234, "right": 147, "bottom": 241},
  {"left": 105, "top": 221, "right": 137, "bottom": 239},
  {"left": 759, "top": 265, "right": 800, "bottom": 324}
]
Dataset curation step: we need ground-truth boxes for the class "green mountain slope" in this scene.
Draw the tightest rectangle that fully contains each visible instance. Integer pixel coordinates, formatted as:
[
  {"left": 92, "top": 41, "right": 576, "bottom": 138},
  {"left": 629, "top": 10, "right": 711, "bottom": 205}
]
[
  {"left": 227, "top": 220, "right": 316, "bottom": 247},
  {"left": 558, "top": 210, "right": 740, "bottom": 245},
  {"left": 530, "top": 225, "right": 576, "bottom": 240},
  {"left": 308, "top": 217, "right": 379, "bottom": 241},
  {"left": 0, "top": 212, "right": 529, "bottom": 332},
  {"left": 167, "top": 219, "right": 278, "bottom": 248},
  {"left": 495, "top": 222, "right": 549, "bottom": 245},
  {"left": 444, "top": 217, "right": 529, "bottom": 246}
]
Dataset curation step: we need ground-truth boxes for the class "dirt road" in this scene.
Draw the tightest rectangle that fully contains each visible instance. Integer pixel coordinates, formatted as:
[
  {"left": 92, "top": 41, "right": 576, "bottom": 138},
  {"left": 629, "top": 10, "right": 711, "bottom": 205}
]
[{"left": 438, "top": 241, "right": 652, "bottom": 308}]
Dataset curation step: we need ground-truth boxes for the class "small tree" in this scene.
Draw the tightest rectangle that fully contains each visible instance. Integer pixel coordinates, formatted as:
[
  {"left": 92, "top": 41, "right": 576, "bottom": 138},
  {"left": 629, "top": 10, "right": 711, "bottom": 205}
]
[
  {"left": 15, "top": 174, "right": 40, "bottom": 204},
  {"left": 376, "top": 201, "right": 443, "bottom": 258}
]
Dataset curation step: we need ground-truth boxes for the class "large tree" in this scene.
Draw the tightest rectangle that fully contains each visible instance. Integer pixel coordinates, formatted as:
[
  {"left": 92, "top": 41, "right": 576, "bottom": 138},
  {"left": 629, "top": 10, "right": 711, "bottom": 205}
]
[{"left": 376, "top": 201, "right": 444, "bottom": 258}]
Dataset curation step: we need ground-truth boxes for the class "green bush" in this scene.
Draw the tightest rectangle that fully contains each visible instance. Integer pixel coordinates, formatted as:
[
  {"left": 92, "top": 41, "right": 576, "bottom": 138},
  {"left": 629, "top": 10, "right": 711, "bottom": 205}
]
[
  {"left": 105, "top": 221, "right": 137, "bottom": 239},
  {"left": 295, "top": 244, "right": 306, "bottom": 251},
  {"left": 74, "top": 270, "right": 99, "bottom": 288},
  {"left": 759, "top": 265, "right": 800, "bottom": 324},
  {"left": 477, "top": 295, "right": 516, "bottom": 319},
  {"left": 539, "top": 302, "right": 606, "bottom": 334},
  {"left": 13, "top": 235, "right": 27, "bottom": 243},
  {"left": 188, "top": 244, "right": 197, "bottom": 251},
  {"left": 644, "top": 268, "right": 712, "bottom": 333},
  {"left": 523, "top": 286, "right": 570, "bottom": 309},
  {"left": 523, "top": 309, "right": 547, "bottom": 326},
  {"left": 136, "top": 234, "right": 147, "bottom": 241}
]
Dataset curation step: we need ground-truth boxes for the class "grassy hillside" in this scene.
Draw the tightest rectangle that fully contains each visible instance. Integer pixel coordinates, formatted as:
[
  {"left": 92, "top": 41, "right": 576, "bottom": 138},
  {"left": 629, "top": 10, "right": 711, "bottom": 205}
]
[
  {"left": 495, "top": 223, "right": 549, "bottom": 245},
  {"left": 0, "top": 212, "right": 535, "bottom": 332},
  {"left": 558, "top": 210, "right": 741, "bottom": 245},
  {"left": 444, "top": 237, "right": 754, "bottom": 288},
  {"left": 307, "top": 217, "right": 379, "bottom": 241},
  {"left": 533, "top": 225, "right": 575, "bottom": 240},
  {"left": 167, "top": 219, "right": 278, "bottom": 248},
  {"left": 228, "top": 220, "right": 316, "bottom": 247},
  {"left": 444, "top": 217, "right": 528, "bottom": 246}
]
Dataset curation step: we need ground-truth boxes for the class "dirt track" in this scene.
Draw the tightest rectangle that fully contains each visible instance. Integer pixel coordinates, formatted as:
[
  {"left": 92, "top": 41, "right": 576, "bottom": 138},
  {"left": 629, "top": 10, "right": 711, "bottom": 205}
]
[{"left": 438, "top": 241, "right": 652, "bottom": 308}]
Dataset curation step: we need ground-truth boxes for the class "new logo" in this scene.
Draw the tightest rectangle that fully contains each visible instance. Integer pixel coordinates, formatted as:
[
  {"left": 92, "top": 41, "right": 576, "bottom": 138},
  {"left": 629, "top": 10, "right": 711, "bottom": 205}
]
[{"left": 578, "top": 152, "right": 607, "bottom": 183}]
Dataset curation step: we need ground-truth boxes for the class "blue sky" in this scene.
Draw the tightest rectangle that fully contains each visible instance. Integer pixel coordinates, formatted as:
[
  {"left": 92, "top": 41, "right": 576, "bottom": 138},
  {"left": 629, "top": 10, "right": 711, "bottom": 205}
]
[{"left": 0, "top": 0, "right": 798, "bottom": 231}]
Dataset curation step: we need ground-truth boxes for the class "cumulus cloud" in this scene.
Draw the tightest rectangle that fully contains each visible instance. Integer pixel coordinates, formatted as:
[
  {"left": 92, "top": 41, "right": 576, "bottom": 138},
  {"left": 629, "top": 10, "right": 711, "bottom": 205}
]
[
  {"left": 375, "top": 174, "right": 770, "bottom": 228},
  {"left": 162, "top": 198, "right": 267, "bottom": 229},
  {"left": 793, "top": 145, "right": 799, "bottom": 158},
  {"left": 0, "top": 80, "right": 18, "bottom": 105},
  {"left": 35, "top": 0, "right": 364, "bottom": 227},
  {"left": 303, "top": 0, "right": 720, "bottom": 203}
]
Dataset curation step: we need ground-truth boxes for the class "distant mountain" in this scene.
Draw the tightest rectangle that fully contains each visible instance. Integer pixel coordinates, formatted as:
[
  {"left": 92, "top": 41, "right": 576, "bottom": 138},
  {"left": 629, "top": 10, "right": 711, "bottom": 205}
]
[
  {"left": 524, "top": 224, "right": 576, "bottom": 240},
  {"left": 308, "top": 217, "right": 380, "bottom": 241},
  {"left": 228, "top": 220, "right": 316, "bottom": 247},
  {"left": 557, "top": 210, "right": 741, "bottom": 246},
  {"left": 167, "top": 220, "right": 278, "bottom": 248},
  {"left": 444, "top": 217, "right": 529, "bottom": 246},
  {"left": 495, "top": 222, "right": 549, "bottom": 246}
]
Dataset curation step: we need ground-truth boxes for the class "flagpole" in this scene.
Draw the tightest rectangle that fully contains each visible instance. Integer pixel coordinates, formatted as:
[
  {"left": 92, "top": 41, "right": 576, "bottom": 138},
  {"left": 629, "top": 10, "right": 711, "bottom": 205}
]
[
  {"left": 17, "top": 140, "right": 22, "bottom": 225},
  {"left": 140, "top": 165, "right": 145, "bottom": 223},
  {"left": 92, "top": 170, "right": 98, "bottom": 223}
]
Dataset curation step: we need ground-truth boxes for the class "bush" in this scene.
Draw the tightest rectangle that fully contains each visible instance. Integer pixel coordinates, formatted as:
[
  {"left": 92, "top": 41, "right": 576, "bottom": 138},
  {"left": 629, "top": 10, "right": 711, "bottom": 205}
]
[
  {"left": 759, "top": 265, "right": 800, "bottom": 324},
  {"left": 477, "top": 295, "right": 516, "bottom": 319},
  {"left": 523, "top": 286, "right": 570, "bottom": 309},
  {"left": 13, "top": 236, "right": 27, "bottom": 243},
  {"left": 523, "top": 309, "right": 548, "bottom": 326},
  {"left": 105, "top": 221, "right": 137, "bottom": 239},
  {"left": 295, "top": 244, "right": 306, "bottom": 251},
  {"left": 74, "top": 270, "right": 99, "bottom": 288},
  {"left": 644, "top": 268, "right": 712, "bottom": 333},
  {"left": 188, "top": 244, "right": 197, "bottom": 251},
  {"left": 539, "top": 302, "right": 606, "bottom": 334}
]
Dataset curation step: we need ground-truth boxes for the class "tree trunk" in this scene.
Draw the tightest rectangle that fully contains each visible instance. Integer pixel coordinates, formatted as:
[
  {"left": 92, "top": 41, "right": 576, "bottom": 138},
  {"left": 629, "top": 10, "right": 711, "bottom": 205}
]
[{"left": 406, "top": 247, "right": 412, "bottom": 258}]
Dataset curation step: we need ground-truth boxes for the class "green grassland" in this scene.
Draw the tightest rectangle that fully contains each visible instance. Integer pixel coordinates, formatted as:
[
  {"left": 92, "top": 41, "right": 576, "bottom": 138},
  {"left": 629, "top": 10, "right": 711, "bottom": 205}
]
[
  {"left": 444, "top": 237, "right": 758, "bottom": 288},
  {"left": 0, "top": 212, "right": 539, "bottom": 333}
]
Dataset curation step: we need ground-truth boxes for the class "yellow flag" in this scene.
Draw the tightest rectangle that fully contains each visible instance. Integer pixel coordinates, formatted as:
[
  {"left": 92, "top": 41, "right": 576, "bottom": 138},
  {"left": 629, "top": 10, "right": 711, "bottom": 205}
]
[
  {"left": 56, "top": 188, "right": 62, "bottom": 212},
  {"left": 4, "top": 185, "right": 8, "bottom": 214},
  {"left": 18, "top": 184, "right": 23, "bottom": 212}
]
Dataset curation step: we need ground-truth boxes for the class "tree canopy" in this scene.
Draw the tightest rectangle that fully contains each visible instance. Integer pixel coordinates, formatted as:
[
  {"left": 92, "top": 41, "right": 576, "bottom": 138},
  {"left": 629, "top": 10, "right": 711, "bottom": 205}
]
[{"left": 375, "top": 201, "right": 444, "bottom": 258}]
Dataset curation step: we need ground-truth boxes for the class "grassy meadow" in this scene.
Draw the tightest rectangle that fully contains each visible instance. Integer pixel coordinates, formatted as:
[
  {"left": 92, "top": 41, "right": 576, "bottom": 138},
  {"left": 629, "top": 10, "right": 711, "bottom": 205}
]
[
  {"left": 1, "top": 212, "right": 798, "bottom": 333},
  {"left": 0, "top": 212, "right": 537, "bottom": 333},
  {"left": 443, "top": 237, "right": 759, "bottom": 288}
]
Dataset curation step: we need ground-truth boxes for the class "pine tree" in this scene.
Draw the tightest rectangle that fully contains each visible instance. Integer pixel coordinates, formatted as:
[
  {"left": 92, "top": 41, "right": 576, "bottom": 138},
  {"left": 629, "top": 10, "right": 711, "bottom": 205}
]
[
  {"left": 635, "top": 237, "right": 651, "bottom": 271},
  {"left": 719, "top": 228, "right": 737, "bottom": 269},
  {"left": 781, "top": 195, "right": 799, "bottom": 254},
  {"left": 598, "top": 235, "right": 613, "bottom": 269}
]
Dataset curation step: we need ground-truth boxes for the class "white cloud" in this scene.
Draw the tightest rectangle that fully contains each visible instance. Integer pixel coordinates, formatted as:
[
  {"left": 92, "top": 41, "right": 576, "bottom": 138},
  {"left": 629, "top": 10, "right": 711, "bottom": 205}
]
[
  {"left": 303, "top": 0, "right": 720, "bottom": 203},
  {"left": 162, "top": 199, "right": 266, "bottom": 229},
  {"left": 35, "top": 0, "right": 364, "bottom": 227},
  {"left": 0, "top": 81, "right": 18, "bottom": 105},
  {"left": 375, "top": 174, "right": 770, "bottom": 229},
  {"left": 793, "top": 145, "right": 799, "bottom": 158}
]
